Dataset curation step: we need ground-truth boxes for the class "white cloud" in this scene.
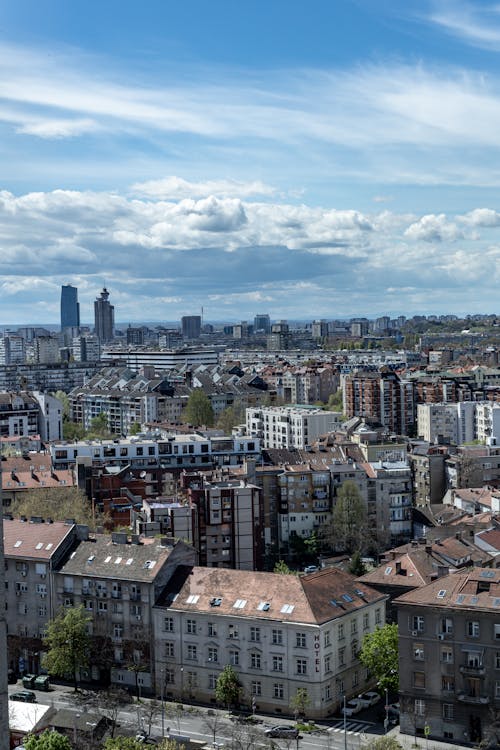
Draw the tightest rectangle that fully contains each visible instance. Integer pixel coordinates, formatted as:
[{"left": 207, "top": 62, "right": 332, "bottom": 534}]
[
  {"left": 428, "top": 1, "right": 500, "bottom": 50},
  {"left": 131, "top": 176, "right": 276, "bottom": 200},
  {"left": 16, "top": 118, "right": 99, "bottom": 139},
  {"left": 404, "top": 213, "right": 463, "bottom": 242}
]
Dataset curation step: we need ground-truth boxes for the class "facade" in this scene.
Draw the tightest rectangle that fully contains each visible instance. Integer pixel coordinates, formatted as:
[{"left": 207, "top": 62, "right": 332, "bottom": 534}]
[
  {"left": 277, "top": 466, "right": 331, "bottom": 545},
  {"left": 0, "top": 361, "right": 103, "bottom": 393},
  {"left": 94, "top": 288, "right": 115, "bottom": 343},
  {"left": 246, "top": 405, "right": 341, "bottom": 449},
  {"left": 60, "top": 285, "right": 80, "bottom": 331},
  {"left": 153, "top": 566, "right": 387, "bottom": 718},
  {"left": 344, "top": 371, "right": 416, "bottom": 435},
  {"left": 101, "top": 348, "right": 219, "bottom": 371},
  {"left": 0, "top": 392, "right": 61, "bottom": 441},
  {"left": 0, "top": 336, "right": 25, "bottom": 365},
  {"left": 253, "top": 314, "right": 271, "bottom": 335},
  {"left": 476, "top": 402, "right": 500, "bottom": 445},
  {"left": 33, "top": 336, "right": 60, "bottom": 365},
  {"left": 71, "top": 335, "right": 101, "bottom": 363},
  {"left": 395, "top": 568, "right": 500, "bottom": 746},
  {"left": 55, "top": 533, "right": 196, "bottom": 690},
  {"left": 417, "top": 402, "right": 475, "bottom": 445},
  {"left": 181, "top": 316, "right": 201, "bottom": 340}
]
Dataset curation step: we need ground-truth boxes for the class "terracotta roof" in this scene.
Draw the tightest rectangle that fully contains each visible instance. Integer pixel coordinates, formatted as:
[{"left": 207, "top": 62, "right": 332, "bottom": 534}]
[
  {"left": 476, "top": 528, "right": 500, "bottom": 552},
  {"left": 3, "top": 518, "right": 75, "bottom": 559},
  {"left": 395, "top": 567, "right": 500, "bottom": 611},
  {"left": 158, "top": 566, "right": 386, "bottom": 625},
  {"left": 2, "top": 467, "right": 75, "bottom": 491}
]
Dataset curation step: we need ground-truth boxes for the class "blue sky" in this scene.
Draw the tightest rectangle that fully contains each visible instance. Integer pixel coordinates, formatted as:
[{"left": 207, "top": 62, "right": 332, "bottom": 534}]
[{"left": 1, "top": 0, "right": 500, "bottom": 324}]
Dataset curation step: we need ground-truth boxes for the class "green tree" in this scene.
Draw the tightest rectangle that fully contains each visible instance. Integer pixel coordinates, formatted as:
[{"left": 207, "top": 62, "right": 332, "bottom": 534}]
[
  {"left": 289, "top": 687, "right": 310, "bottom": 720},
  {"left": 24, "top": 731, "right": 72, "bottom": 750},
  {"left": 215, "top": 665, "right": 242, "bottom": 710},
  {"left": 53, "top": 391, "right": 70, "bottom": 420},
  {"left": 43, "top": 605, "right": 92, "bottom": 690},
  {"left": 216, "top": 403, "right": 244, "bottom": 434},
  {"left": 129, "top": 421, "right": 142, "bottom": 435},
  {"left": 358, "top": 623, "right": 399, "bottom": 693},
  {"left": 273, "top": 560, "right": 293, "bottom": 574},
  {"left": 326, "top": 480, "right": 368, "bottom": 554},
  {"left": 104, "top": 738, "right": 147, "bottom": 750},
  {"left": 10, "top": 486, "right": 100, "bottom": 528},
  {"left": 327, "top": 389, "right": 343, "bottom": 412},
  {"left": 348, "top": 549, "right": 367, "bottom": 577},
  {"left": 182, "top": 389, "right": 214, "bottom": 427},
  {"left": 62, "top": 420, "right": 86, "bottom": 441},
  {"left": 87, "top": 412, "right": 113, "bottom": 438}
]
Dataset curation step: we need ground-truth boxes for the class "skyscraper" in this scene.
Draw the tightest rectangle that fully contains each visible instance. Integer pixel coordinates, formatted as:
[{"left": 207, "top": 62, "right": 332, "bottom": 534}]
[
  {"left": 181, "top": 315, "right": 201, "bottom": 340},
  {"left": 60, "top": 284, "right": 80, "bottom": 331},
  {"left": 94, "top": 287, "right": 115, "bottom": 343}
]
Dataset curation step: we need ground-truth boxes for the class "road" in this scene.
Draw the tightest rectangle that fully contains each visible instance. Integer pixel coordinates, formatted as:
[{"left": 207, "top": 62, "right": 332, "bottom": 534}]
[{"left": 7, "top": 682, "right": 393, "bottom": 749}]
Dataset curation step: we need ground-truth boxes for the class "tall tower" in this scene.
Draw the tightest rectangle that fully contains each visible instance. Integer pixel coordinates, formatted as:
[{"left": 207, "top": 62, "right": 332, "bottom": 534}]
[
  {"left": 60, "top": 285, "right": 80, "bottom": 331},
  {"left": 181, "top": 315, "right": 201, "bottom": 340},
  {"left": 94, "top": 288, "right": 115, "bottom": 343}
]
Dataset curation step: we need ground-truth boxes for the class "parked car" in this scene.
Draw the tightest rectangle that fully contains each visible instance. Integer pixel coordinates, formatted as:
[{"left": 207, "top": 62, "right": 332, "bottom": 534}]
[
  {"left": 388, "top": 702, "right": 400, "bottom": 723},
  {"left": 33, "top": 676, "right": 50, "bottom": 691},
  {"left": 265, "top": 726, "right": 299, "bottom": 738},
  {"left": 357, "top": 691, "right": 381, "bottom": 708},
  {"left": 10, "top": 691, "right": 36, "bottom": 703},
  {"left": 342, "top": 699, "right": 363, "bottom": 716},
  {"left": 304, "top": 565, "right": 319, "bottom": 574},
  {"left": 7, "top": 670, "right": 17, "bottom": 685}
]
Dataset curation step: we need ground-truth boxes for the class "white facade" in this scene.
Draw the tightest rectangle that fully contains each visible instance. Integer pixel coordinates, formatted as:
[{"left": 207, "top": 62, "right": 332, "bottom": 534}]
[
  {"left": 476, "top": 402, "right": 500, "bottom": 445},
  {"left": 246, "top": 406, "right": 341, "bottom": 449},
  {"left": 32, "top": 392, "right": 63, "bottom": 442},
  {"left": 101, "top": 348, "right": 219, "bottom": 371},
  {"left": 417, "top": 402, "right": 475, "bottom": 444}
]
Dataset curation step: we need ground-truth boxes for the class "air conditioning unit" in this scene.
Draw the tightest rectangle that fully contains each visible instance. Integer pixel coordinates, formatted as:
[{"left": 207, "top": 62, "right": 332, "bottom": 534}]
[
  {"left": 136, "top": 615, "right": 142, "bottom": 621},
  {"left": 40, "top": 594, "right": 47, "bottom": 599},
  {"left": 21, "top": 571, "right": 27, "bottom": 577},
  {"left": 15, "top": 591, "right": 20, "bottom": 597},
  {"left": 438, "top": 633, "right": 445, "bottom": 640},
  {"left": 411, "top": 631, "right": 418, "bottom": 637},
  {"left": 40, "top": 574, "right": 46, "bottom": 579}
]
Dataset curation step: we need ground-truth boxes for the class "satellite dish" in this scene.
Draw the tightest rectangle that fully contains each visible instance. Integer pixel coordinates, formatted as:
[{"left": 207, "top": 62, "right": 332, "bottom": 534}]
[{"left": 140, "top": 471, "right": 146, "bottom": 478}]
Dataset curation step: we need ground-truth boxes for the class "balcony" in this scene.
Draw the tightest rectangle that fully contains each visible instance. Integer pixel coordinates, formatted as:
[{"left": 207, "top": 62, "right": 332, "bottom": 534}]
[
  {"left": 457, "top": 692, "right": 490, "bottom": 705},
  {"left": 460, "top": 664, "right": 486, "bottom": 677}
]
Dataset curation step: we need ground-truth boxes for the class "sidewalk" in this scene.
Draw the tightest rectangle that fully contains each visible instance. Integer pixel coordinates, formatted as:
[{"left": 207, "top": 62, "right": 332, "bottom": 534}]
[{"left": 388, "top": 727, "right": 471, "bottom": 750}]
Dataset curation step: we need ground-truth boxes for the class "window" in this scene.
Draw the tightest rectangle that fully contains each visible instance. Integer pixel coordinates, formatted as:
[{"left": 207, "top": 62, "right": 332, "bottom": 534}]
[
  {"left": 338, "top": 623, "right": 345, "bottom": 640},
  {"left": 251, "top": 681, "right": 262, "bottom": 696},
  {"left": 375, "top": 608, "right": 381, "bottom": 625},
  {"left": 338, "top": 647, "right": 345, "bottom": 666},
  {"left": 443, "top": 704, "right": 454, "bottom": 721},
  {"left": 415, "top": 699, "right": 425, "bottom": 717},
  {"left": 363, "top": 613, "right": 369, "bottom": 631},
  {"left": 296, "top": 658, "right": 307, "bottom": 675},
  {"left": 467, "top": 621, "right": 480, "bottom": 638},
  {"left": 442, "top": 676, "right": 454, "bottom": 692},
  {"left": 208, "top": 674, "right": 217, "bottom": 690},
  {"left": 208, "top": 623, "right": 217, "bottom": 637},
  {"left": 272, "top": 629, "right": 283, "bottom": 645},
  {"left": 274, "top": 683, "right": 284, "bottom": 699},
  {"left": 351, "top": 641, "right": 358, "bottom": 659},
  {"left": 412, "top": 615, "right": 425, "bottom": 633},
  {"left": 228, "top": 624, "right": 239, "bottom": 639},
  {"left": 324, "top": 655, "right": 331, "bottom": 673},
  {"left": 296, "top": 632, "right": 306, "bottom": 648},
  {"left": 441, "top": 647, "right": 453, "bottom": 664},
  {"left": 273, "top": 655, "right": 283, "bottom": 672},
  {"left": 441, "top": 617, "right": 453, "bottom": 634},
  {"left": 496, "top": 681, "right": 500, "bottom": 699},
  {"left": 250, "top": 627, "right": 260, "bottom": 642},
  {"left": 165, "top": 669, "right": 175, "bottom": 684},
  {"left": 251, "top": 653, "right": 261, "bottom": 669},
  {"left": 187, "top": 619, "right": 197, "bottom": 635},
  {"left": 351, "top": 619, "right": 357, "bottom": 635},
  {"left": 496, "top": 652, "right": 500, "bottom": 670},
  {"left": 413, "top": 643, "right": 425, "bottom": 661},
  {"left": 414, "top": 672, "right": 425, "bottom": 689},
  {"left": 187, "top": 645, "right": 197, "bottom": 660},
  {"left": 229, "top": 650, "right": 239, "bottom": 666},
  {"left": 324, "top": 630, "right": 331, "bottom": 647},
  {"left": 165, "top": 642, "right": 174, "bottom": 658},
  {"left": 353, "top": 670, "right": 359, "bottom": 687},
  {"left": 164, "top": 617, "right": 174, "bottom": 632},
  {"left": 208, "top": 647, "right": 218, "bottom": 663},
  {"left": 494, "top": 624, "right": 500, "bottom": 640}
]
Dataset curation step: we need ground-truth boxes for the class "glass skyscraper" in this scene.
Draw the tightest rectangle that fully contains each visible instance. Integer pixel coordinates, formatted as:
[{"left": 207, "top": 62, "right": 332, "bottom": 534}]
[{"left": 60, "top": 284, "right": 80, "bottom": 330}]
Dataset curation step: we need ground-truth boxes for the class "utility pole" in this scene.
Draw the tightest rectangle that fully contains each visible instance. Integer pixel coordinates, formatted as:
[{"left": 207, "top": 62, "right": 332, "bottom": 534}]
[{"left": 0, "top": 464, "right": 9, "bottom": 750}]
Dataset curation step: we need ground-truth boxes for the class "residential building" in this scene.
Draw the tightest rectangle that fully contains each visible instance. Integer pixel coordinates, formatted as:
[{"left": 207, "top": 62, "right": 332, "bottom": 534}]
[
  {"left": 94, "top": 288, "right": 115, "bottom": 343},
  {"left": 55, "top": 533, "right": 196, "bottom": 690},
  {"left": 0, "top": 361, "right": 103, "bottom": 393},
  {"left": 0, "top": 392, "right": 61, "bottom": 441},
  {"left": 71, "top": 335, "right": 100, "bottom": 362},
  {"left": 0, "top": 336, "right": 25, "bottom": 365},
  {"left": 417, "top": 402, "right": 475, "bottom": 444},
  {"left": 408, "top": 443, "right": 449, "bottom": 506},
  {"left": 246, "top": 405, "right": 341, "bottom": 449},
  {"left": 101, "top": 348, "right": 219, "bottom": 371},
  {"left": 395, "top": 568, "right": 500, "bottom": 745},
  {"left": 253, "top": 314, "right": 271, "bottom": 335},
  {"left": 153, "top": 566, "right": 387, "bottom": 717},
  {"left": 344, "top": 371, "right": 415, "bottom": 435},
  {"left": 60, "top": 285, "right": 80, "bottom": 332},
  {"left": 476, "top": 402, "right": 500, "bottom": 445}
]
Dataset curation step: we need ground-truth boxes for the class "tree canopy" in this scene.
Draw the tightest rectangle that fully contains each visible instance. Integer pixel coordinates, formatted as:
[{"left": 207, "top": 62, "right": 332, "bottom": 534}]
[
  {"left": 182, "top": 388, "right": 214, "bottom": 427},
  {"left": 289, "top": 687, "right": 310, "bottom": 720},
  {"left": 24, "top": 730, "right": 72, "bottom": 750},
  {"left": 358, "top": 623, "right": 399, "bottom": 693},
  {"left": 10, "top": 486, "right": 100, "bottom": 528},
  {"left": 43, "top": 605, "right": 92, "bottom": 690},
  {"left": 215, "top": 665, "right": 242, "bottom": 709},
  {"left": 326, "top": 480, "right": 368, "bottom": 554},
  {"left": 360, "top": 738, "right": 403, "bottom": 750},
  {"left": 216, "top": 402, "right": 245, "bottom": 434}
]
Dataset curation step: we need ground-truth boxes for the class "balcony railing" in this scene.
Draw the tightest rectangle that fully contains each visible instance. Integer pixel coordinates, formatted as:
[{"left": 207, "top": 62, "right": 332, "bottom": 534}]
[
  {"left": 459, "top": 664, "right": 486, "bottom": 676},
  {"left": 457, "top": 692, "right": 489, "bottom": 705}
]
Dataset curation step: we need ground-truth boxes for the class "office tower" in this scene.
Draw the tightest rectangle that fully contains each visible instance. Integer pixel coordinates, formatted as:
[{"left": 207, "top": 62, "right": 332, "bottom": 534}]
[
  {"left": 60, "top": 284, "right": 80, "bottom": 331},
  {"left": 253, "top": 314, "right": 271, "bottom": 334},
  {"left": 94, "top": 288, "right": 115, "bottom": 343},
  {"left": 181, "top": 315, "right": 201, "bottom": 340}
]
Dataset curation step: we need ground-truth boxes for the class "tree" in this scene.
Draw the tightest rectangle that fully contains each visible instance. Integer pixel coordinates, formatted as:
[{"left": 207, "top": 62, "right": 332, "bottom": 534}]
[
  {"left": 217, "top": 402, "right": 245, "bottom": 434},
  {"left": 273, "top": 560, "right": 293, "bottom": 574},
  {"left": 71, "top": 687, "right": 131, "bottom": 738},
  {"left": 87, "top": 412, "right": 113, "bottom": 438},
  {"left": 327, "top": 389, "right": 343, "bottom": 412},
  {"left": 348, "top": 550, "right": 367, "bottom": 577},
  {"left": 24, "top": 731, "right": 72, "bottom": 750},
  {"left": 104, "top": 739, "right": 147, "bottom": 750},
  {"left": 326, "top": 480, "right": 368, "bottom": 554},
  {"left": 129, "top": 421, "right": 142, "bottom": 435},
  {"left": 203, "top": 710, "right": 229, "bottom": 744},
  {"left": 62, "top": 420, "right": 86, "bottom": 441},
  {"left": 157, "top": 740, "right": 186, "bottom": 750},
  {"left": 215, "top": 665, "right": 242, "bottom": 710},
  {"left": 43, "top": 605, "right": 91, "bottom": 690},
  {"left": 10, "top": 486, "right": 101, "bottom": 528},
  {"left": 359, "top": 738, "right": 403, "bottom": 750},
  {"left": 358, "top": 623, "right": 399, "bottom": 693},
  {"left": 289, "top": 687, "right": 310, "bottom": 721},
  {"left": 182, "top": 388, "right": 214, "bottom": 427}
]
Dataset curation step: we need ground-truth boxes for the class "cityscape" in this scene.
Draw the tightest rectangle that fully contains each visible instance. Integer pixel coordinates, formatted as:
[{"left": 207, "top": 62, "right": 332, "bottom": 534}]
[{"left": 3, "top": 1, "right": 500, "bottom": 750}]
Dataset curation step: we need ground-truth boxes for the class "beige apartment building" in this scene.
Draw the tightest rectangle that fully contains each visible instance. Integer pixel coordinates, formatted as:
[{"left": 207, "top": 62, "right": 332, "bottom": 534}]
[{"left": 153, "top": 566, "right": 387, "bottom": 718}]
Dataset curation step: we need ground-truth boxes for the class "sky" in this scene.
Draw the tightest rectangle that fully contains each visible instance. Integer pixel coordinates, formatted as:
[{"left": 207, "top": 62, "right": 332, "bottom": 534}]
[{"left": 1, "top": 0, "right": 500, "bottom": 325}]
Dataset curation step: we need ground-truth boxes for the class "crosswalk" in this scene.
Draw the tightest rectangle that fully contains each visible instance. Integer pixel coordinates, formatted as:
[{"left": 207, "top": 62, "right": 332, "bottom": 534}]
[{"left": 328, "top": 720, "right": 372, "bottom": 736}]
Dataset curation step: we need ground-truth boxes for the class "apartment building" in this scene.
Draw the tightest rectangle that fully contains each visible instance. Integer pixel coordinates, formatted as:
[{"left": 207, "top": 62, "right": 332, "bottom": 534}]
[
  {"left": 153, "top": 566, "right": 387, "bottom": 718},
  {"left": 395, "top": 568, "right": 500, "bottom": 746},
  {"left": 55, "top": 533, "right": 196, "bottom": 690},
  {"left": 417, "top": 402, "right": 475, "bottom": 445},
  {"left": 277, "top": 465, "right": 331, "bottom": 545},
  {"left": 476, "top": 402, "right": 500, "bottom": 445},
  {"left": 101, "top": 348, "right": 219, "bottom": 371},
  {"left": 344, "top": 371, "right": 415, "bottom": 435},
  {"left": 0, "top": 392, "right": 62, "bottom": 442},
  {"left": 4, "top": 518, "right": 80, "bottom": 675},
  {"left": 246, "top": 405, "right": 341, "bottom": 450}
]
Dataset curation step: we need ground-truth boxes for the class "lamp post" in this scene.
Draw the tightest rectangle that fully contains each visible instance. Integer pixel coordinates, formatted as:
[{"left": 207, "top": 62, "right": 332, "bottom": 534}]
[{"left": 343, "top": 694, "right": 347, "bottom": 750}]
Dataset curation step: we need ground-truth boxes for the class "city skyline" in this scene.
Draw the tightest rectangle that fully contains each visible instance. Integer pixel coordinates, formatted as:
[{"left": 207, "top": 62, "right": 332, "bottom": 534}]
[{"left": 2, "top": 1, "right": 500, "bottom": 323}]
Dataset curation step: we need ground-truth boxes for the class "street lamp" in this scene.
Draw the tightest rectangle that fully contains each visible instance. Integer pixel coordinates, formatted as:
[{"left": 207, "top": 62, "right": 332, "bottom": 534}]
[{"left": 343, "top": 694, "right": 347, "bottom": 750}]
